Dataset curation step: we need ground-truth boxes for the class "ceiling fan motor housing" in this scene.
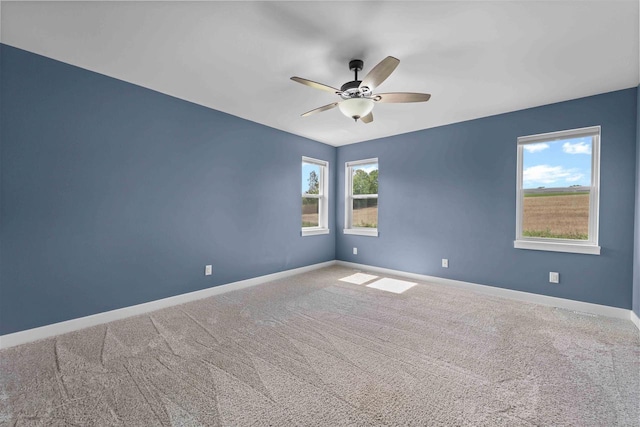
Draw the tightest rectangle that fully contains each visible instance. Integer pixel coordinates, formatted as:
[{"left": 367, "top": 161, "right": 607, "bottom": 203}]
[
  {"left": 340, "top": 81, "right": 372, "bottom": 99},
  {"left": 340, "top": 80, "right": 361, "bottom": 92},
  {"left": 341, "top": 59, "right": 372, "bottom": 98}
]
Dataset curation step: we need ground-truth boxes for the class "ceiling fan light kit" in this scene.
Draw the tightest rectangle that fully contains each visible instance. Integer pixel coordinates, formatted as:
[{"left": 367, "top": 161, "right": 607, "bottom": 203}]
[
  {"left": 339, "top": 98, "right": 375, "bottom": 122},
  {"left": 291, "top": 56, "right": 431, "bottom": 124}
]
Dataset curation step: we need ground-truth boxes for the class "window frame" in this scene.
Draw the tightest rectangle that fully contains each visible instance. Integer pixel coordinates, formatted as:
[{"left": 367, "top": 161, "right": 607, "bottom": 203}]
[
  {"left": 344, "top": 158, "right": 379, "bottom": 237},
  {"left": 514, "top": 126, "right": 601, "bottom": 255},
  {"left": 301, "top": 156, "right": 330, "bottom": 237}
]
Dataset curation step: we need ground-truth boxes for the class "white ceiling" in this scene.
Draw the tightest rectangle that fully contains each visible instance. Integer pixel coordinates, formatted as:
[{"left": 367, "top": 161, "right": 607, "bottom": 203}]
[{"left": 1, "top": 1, "right": 638, "bottom": 146}]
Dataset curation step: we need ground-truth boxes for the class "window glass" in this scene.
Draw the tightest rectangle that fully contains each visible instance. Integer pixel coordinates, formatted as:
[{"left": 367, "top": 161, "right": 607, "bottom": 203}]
[
  {"left": 302, "top": 197, "right": 319, "bottom": 227},
  {"left": 352, "top": 165, "right": 378, "bottom": 195},
  {"left": 352, "top": 198, "right": 378, "bottom": 228},
  {"left": 344, "top": 159, "right": 379, "bottom": 236},
  {"left": 301, "top": 157, "right": 329, "bottom": 235},
  {"left": 302, "top": 163, "right": 321, "bottom": 195},
  {"left": 522, "top": 137, "right": 592, "bottom": 240}
]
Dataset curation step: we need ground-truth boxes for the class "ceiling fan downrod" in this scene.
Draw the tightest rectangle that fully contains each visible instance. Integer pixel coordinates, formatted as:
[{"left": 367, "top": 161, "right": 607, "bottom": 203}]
[{"left": 349, "top": 59, "right": 363, "bottom": 82}]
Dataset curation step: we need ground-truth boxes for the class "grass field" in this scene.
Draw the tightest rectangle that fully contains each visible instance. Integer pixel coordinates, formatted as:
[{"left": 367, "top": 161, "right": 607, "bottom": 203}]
[
  {"left": 302, "top": 199, "right": 319, "bottom": 227},
  {"left": 303, "top": 193, "right": 588, "bottom": 238},
  {"left": 302, "top": 214, "right": 318, "bottom": 227},
  {"left": 352, "top": 206, "right": 378, "bottom": 228},
  {"left": 524, "top": 192, "right": 587, "bottom": 198},
  {"left": 523, "top": 192, "right": 589, "bottom": 239},
  {"left": 302, "top": 207, "right": 378, "bottom": 228}
]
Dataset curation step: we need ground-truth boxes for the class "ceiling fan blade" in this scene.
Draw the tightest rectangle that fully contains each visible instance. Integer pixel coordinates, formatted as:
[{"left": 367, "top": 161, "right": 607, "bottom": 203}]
[
  {"left": 374, "top": 92, "right": 431, "bottom": 103},
  {"left": 360, "top": 112, "right": 373, "bottom": 123},
  {"left": 301, "top": 102, "right": 339, "bottom": 117},
  {"left": 359, "top": 56, "right": 400, "bottom": 91},
  {"left": 291, "top": 77, "right": 341, "bottom": 94}
]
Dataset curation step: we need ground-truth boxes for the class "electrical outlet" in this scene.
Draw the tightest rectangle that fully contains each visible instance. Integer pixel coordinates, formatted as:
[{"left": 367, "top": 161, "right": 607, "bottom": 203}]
[
  {"left": 353, "top": 247, "right": 358, "bottom": 255},
  {"left": 442, "top": 259, "right": 449, "bottom": 268},
  {"left": 549, "top": 272, "right": 559, "bottom": 283},
  {"left": 205, "top": 265, "right": 213, "bottom": 276}
]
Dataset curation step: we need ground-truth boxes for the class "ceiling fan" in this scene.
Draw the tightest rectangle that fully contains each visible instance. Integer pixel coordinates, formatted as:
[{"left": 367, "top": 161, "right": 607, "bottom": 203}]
[{"left": 291, "top": 56, "right": 431, "bottom": 124}]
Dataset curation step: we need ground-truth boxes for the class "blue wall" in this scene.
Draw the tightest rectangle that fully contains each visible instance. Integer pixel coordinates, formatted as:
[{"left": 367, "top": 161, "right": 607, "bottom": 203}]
[
  {"left": 337, "top": 88, "right": 638, "bottom": 309},
  {"left": 0, "top": 44, "right": 336, "bottom": 335},
  {"left": 633, "top": 85, "right": 640, "bottom": 317},
  {"left": 1, "top": 43, "right": 638, "bottom": 336}
]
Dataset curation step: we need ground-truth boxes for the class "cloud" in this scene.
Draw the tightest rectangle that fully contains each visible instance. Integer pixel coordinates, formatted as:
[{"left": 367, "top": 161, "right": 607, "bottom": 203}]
[
  {"left": 562, "top": 141, "right": 591, "bottom": 154},
  {"left": 523, "top": 143, "right": 549, "bottom": 153},
  {"left": 565, "top": 174, "right": 584, "bottom": 182},
  {"left": 355, "top": 165, "right": 378, "bottom": 174},
  {"left": 523, "top": 165, "right": 584, "bottom": 185}
]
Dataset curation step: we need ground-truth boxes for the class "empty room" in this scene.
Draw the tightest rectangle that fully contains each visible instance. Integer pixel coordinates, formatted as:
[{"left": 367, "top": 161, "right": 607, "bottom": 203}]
[{"left": 1, "top": 1, "right": 639, "bottom": 425}]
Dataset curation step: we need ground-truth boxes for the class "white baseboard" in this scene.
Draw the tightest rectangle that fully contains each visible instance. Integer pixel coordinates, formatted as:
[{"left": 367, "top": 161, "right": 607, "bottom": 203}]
[
  {"left": 0, "top": 260, "right": 337, "bottom": 350},
  {"left": 3, "top": 259, "right": 636, "bottom": 350},
  {"left": 337, "top": 261, "right": 633, "bottom": 321},
  {"left": 631, "top": 310, "right": 640, "bottom": 332}
]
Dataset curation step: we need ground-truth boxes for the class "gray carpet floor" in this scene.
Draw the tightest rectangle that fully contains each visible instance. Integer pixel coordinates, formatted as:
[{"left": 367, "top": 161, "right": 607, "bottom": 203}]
[{"left": 1, "top": 265, "right": 639, "bottom": 426}]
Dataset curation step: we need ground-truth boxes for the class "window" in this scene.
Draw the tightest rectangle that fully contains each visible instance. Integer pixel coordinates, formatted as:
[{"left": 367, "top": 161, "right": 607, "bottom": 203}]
[
  {"left": 344, "top": 158, "right": 379, "bottom": 237},
  {"left": 301, "top": 157, "right": 329, "bottom": 236},
  {"left": 515, "top": 126, "right": 600, "bottom": 255}
]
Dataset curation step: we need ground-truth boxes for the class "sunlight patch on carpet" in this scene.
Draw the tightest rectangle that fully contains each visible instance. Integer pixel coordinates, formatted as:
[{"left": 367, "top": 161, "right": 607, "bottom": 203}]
[
  {"left": 366, "top": 278, "right": 417, "bottom": 294},
  {"left": 339, "top": 273, "right": 379, "bottom": 285}
]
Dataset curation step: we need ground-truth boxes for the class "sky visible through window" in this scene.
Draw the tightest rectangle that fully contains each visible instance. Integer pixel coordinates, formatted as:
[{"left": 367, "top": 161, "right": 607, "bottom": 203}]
[
  {"left": 522, "top": 136, "right": 592, "bottom": 189},
  {"left": 302, "top": 163, "right": 320, "bottom": 194},
  {"left": 352, "top": 164, "right": 377, "bottom": 174}
]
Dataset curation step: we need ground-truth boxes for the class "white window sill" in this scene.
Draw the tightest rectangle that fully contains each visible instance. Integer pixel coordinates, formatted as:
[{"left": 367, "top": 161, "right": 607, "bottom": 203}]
[
  {"left": 514, "top": 240, "right": 600, "bottom": 255},
  {"left": 301, "top": 228, "right": 330, "bottom": 237},
  {"left": 343, "top": 228, "right": 379, "bottom": 237}
]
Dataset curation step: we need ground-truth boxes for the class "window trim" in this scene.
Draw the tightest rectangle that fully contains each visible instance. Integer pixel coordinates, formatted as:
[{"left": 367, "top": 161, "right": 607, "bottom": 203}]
[
  {"left": 514, "top": 126, "right": 601, "bottom": 255},
  {"left": 301, "top": 156, "right": 329, "bottom": 237},
  {"left": 344, "top": 158, "right": 379, "bottom": 237}
]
